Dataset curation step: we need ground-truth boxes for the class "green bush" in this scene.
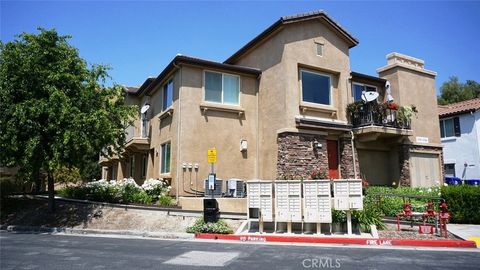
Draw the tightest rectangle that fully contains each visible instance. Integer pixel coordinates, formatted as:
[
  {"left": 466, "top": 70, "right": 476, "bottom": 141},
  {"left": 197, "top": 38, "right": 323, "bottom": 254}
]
[
  {"left": 186, "top": 218, "right": 234, "bottom": 234},
  {"left": 131, "top": 190, "right": 152, "bottom": 204},
  {"left": 332, "top": 210, "right": 346, "bottom": 223},
  {"left": 53, "top": 166, "right": 81, "bottom": 187},
  {"left": 366, "top": 186, "right": 441, "bottom": 217},
  {"left": 441, "top": 185, "right": 480, "bottom": 224},
  {"left": 352, "top": 196, "right": 385, "bottom": 232},
  {"left": 157, "top": 195, "right": 175, "bottom": 206}
]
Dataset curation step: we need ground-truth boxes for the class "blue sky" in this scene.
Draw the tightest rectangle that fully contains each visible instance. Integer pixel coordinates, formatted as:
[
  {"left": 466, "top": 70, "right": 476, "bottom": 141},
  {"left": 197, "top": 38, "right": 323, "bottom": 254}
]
[{"left": 2, "top": 1, "right": 479, "bottom": 95}]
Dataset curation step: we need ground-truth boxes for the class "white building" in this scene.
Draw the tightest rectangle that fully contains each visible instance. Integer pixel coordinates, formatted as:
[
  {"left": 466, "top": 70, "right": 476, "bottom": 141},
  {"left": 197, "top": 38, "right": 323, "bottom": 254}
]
[{"left": 438, "top": 98, "right": 480, "bottom": 179}]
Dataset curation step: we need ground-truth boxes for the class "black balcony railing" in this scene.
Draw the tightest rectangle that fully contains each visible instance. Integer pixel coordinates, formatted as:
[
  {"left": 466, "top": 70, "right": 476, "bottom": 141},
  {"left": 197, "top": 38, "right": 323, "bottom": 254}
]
[{"left": 348, "top": 102, "right": 411, "bottom": 129}]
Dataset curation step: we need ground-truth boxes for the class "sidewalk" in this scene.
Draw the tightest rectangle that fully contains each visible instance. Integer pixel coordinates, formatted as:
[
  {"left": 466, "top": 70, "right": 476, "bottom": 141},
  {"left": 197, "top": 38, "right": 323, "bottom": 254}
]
[{"left": 448, "top": 224, "right": 480, "bottom": 248}]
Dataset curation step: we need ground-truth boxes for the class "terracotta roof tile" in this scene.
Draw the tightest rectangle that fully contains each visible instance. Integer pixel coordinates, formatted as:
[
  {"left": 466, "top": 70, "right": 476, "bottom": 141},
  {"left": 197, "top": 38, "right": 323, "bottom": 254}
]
[{"left": 438, "top": 98, "right": 480, "bottom": 117}]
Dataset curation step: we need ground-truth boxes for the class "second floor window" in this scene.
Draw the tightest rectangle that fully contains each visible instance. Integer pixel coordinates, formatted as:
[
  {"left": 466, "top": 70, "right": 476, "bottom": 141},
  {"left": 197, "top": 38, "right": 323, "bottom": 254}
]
[
  {"left": 352, "top": 83, "right": 377, "bottom": 101},
  {"left": 161, "top": 142, "right": 171, "bottom": 174},
  {"left": 301, "top": 70, "right": 331, "bottom": 105},
  {"left": 440, "top": 117, "right": 460, "bottom": 138},
  {"left": 205, "top": 71, "right": 240, "bottom": 105},
  {"left": 162, "top": 79, "right": 173, "bottom": 111}
]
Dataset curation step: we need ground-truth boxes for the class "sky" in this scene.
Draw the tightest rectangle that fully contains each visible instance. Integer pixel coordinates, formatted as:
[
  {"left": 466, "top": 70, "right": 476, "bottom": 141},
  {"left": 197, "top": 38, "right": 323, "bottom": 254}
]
[{"left": 2, "top": 1, "right": 479, "bottom": 95}]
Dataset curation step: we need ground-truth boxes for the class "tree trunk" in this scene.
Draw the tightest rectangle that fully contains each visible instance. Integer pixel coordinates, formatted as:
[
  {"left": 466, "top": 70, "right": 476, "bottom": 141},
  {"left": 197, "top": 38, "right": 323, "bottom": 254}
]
[
  {"left": 47, "top": 172, "right": 55, "bottom": 213},
  {"left": 34, "top": 169, "right": 41, "bottom": 194}
]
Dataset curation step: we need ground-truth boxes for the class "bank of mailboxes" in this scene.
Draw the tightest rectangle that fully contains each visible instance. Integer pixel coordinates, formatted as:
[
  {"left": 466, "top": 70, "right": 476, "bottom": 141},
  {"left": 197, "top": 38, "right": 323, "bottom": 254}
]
[
  {"left": 247, "top": 180, "right": 273, "bottom": 222},
  {"left": 247, "top": 179, "right": 363, "bottom": 224},
  {"left": 303, "top": 180, "right": 332, "bottom": 223},
  {"left": 333, "top": 179, "right": 363, "bottom": 210},
  {"left": 275, "top": 181, "right": 302, "bottom": 222}
]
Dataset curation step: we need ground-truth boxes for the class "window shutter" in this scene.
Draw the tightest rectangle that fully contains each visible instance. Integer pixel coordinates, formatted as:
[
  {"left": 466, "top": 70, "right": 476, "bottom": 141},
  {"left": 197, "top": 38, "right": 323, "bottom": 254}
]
[{"left": 454, "top": 117, "right": 461, "bottom": 137}]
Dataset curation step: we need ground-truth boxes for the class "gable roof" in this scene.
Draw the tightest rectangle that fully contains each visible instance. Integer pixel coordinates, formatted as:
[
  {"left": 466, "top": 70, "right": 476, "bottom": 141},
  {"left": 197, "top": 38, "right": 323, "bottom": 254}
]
[
  {"left": 126, "top": 55, "right": 261, "bottom": 97},
  {"left": 438, "top": 98, "right": 480, "bottom": 117},
  {"left": 224, "top": 10, "right": 359, "bottom": 64}
]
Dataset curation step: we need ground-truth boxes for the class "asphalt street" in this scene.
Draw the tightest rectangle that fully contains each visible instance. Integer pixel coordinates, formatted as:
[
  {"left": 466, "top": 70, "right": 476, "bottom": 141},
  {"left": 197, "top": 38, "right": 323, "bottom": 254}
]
[{"left": 1, "top": 230, "right": 479, "bottom": 270}]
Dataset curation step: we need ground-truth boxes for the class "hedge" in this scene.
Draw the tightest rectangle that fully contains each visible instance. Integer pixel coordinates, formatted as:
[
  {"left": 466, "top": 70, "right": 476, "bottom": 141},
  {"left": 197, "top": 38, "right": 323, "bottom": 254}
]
[{"left": 441, "top": 185, "right": 480, "bottom": 224}]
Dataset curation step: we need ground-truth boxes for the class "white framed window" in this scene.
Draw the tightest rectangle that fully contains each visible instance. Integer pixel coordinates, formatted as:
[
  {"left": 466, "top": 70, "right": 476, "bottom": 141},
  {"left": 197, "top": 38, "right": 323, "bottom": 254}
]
[
  {"left": 315, "top": 43, "right": 324, "bottom": 57},
  {"left": 204, "top": 71, "right": 240, "bottom": 105},
  {"left": 352, "top": 83, "right": 377, "bottom": 101},
  {"left": 160, "top": 142, "right": 171, "bottom": 174},
  {"left": 300, "top": 69, "right": 332, "bottom": 105},
  {"left": 440, "top": 117, "right": 460, "bottom": 138},
  {"left": 162, "top": 79, "right": 173, "bottom": 111}
]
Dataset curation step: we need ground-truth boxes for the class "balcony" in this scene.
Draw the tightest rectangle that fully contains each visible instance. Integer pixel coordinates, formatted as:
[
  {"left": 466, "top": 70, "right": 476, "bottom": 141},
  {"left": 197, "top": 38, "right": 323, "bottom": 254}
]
[
  {"left": 124, "top": 121, "right": 150, "bottom": 153},
  {"left": 348, "top": 101, "right": 414, "bottom": 141}
]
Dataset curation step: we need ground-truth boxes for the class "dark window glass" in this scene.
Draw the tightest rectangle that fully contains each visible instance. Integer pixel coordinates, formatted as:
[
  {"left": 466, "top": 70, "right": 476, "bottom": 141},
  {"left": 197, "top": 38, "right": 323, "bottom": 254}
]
[
  {"left": 301, "top": 71, "right": 331, "bottom": 105},
  {"left": 353, "top": 84, "right": 364, "bottom": 101},
  {"left": 205, "top": 72, "right": 222, "bottom": 103},
  {"left": 444, "top": 163, "right": 455, "bottom": 177},
  {"left": 161, "top": 142, "right": 171, "bottom": 174},
  {"left": 162, "top": 80, "right": 173, "bottom": 111}
]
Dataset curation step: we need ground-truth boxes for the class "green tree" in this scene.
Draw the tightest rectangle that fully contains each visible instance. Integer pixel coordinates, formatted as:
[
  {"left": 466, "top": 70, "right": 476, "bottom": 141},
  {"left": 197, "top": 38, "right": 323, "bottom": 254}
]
[
  {"left": 438, "top": 76, "right": 480, "bottom": 105},
  {"left": 0, "top": 28, "right": 136, "bottom": 211}
]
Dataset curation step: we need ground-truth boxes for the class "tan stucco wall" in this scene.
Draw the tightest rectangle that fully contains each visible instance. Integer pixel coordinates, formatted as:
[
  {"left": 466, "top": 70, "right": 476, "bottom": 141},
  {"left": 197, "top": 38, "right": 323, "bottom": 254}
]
[
  {"left": 233, "top": 19, "right": 352, "bottom": 179},
  {"left": 176, "top": 65, "right": 258, "bottom": 195},
  {"left": 379, "top": 66, "right": 441, "bottom": 146}
]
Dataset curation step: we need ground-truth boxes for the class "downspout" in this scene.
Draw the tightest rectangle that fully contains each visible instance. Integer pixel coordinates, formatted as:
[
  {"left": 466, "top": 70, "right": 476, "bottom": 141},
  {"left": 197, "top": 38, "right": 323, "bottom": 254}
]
[
  {"left": 173, "top": 61, "right": 182, "bottom": 202},
  {"left": 350, "top": 130, "right": 358, "bottom": 179}
]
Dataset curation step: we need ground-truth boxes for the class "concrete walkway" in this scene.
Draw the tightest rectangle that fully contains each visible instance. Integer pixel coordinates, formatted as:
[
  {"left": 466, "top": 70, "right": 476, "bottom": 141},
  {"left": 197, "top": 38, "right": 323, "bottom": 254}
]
[{"left": 449, "top": 224, "right": 480, "bottom": 247}]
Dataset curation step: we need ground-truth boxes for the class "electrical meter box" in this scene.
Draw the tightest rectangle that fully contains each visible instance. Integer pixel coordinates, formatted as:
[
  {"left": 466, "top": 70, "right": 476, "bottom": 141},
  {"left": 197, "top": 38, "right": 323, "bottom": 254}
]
[
  {"left": 303, "top": 180, "right": 332, "bottom": 223},
  {"left": 247, "top": 180, "right": 273, "bottom": 222},
  {"left": 274, "top": 181, "right": 302, "bottom": 222},
  {"left": 333, "top": 179, "right": 363, "bottom": 210}
]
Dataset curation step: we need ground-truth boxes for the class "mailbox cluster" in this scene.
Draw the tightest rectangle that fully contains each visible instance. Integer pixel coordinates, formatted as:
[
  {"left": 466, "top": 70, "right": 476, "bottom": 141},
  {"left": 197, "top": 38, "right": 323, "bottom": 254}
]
[{"left": 247, "top": 179, "right": 363, "bottom": 235}]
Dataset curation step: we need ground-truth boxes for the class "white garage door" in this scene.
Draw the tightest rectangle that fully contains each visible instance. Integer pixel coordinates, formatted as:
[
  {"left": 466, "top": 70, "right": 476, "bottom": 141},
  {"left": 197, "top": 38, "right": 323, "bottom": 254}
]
[{"left": 410, "top": 152, "right": 441, "bottom": 187}]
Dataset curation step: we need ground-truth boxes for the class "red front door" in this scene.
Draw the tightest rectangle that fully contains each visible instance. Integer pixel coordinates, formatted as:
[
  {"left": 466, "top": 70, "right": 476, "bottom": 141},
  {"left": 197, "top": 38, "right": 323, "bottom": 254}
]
[{"left": 327, "top": 140, "right": 339, "bottom": 179}]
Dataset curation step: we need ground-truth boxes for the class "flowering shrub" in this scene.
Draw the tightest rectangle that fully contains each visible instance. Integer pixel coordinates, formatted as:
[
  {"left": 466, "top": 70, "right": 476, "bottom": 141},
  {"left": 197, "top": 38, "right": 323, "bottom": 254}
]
[
  {"left": 384, "top": 101, "right": 399, "bottom": 110},
  {"left": 58, "top": 178, "right": 172, "bottom": 205},
  {"left": 310, "top": 169, "right": 328, "bottom": 180},
  {"left": 141, "top": 178, "right": 171, "bottom": 199},
  {"left": 186, "top": 218, "right": 233, "bottom": 234}
]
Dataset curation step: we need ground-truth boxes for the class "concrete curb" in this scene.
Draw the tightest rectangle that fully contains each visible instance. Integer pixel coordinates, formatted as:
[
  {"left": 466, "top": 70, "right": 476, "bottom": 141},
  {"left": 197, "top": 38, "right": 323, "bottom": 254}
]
[
  {"left": 195, "top": 233, "right": 478, "bottom": 248},
  {"left": 1, "top": 224, "right": 195, "bottom": 240}
]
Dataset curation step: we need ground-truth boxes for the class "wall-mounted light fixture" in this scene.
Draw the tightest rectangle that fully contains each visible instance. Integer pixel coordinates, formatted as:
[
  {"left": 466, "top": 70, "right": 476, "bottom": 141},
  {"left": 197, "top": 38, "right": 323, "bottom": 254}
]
[
  {"left": 240, "top": 139, "right": 248, "bottom": 152},
  {"left": 313, "top": 140, "right": 322, "bottom": 149}
]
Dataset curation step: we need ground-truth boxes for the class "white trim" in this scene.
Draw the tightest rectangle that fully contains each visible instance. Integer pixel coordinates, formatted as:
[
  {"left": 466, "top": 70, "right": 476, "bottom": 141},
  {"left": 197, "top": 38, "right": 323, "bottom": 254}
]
[
  {"left": 299, "top": 68, "right": 333, "bottom": 107},
  {"left": 203, "top": 70, "right": 241, "bottom": 106}
]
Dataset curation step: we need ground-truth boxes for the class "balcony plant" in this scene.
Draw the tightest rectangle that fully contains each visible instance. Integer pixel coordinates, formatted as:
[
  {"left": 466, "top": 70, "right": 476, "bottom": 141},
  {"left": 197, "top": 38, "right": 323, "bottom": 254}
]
[{"left": 396, "top": 105, "right": 418, "bottom": 128}]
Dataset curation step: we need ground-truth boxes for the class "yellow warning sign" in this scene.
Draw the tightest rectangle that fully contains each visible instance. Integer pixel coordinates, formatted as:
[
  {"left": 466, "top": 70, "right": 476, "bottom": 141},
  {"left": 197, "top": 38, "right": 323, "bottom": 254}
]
[{"left": 207, "top": 148, "right": 217, "bottom": 164}]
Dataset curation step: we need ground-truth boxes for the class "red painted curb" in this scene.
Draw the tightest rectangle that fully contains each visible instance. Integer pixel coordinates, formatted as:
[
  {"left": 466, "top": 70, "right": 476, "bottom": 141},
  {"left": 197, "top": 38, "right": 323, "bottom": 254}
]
[{"left": 195, "top": 233, "right": 477, "bottom": 248}]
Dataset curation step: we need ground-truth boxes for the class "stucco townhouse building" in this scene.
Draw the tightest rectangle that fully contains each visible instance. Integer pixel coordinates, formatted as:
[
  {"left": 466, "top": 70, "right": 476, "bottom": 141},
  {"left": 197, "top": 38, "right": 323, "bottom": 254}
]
[{"left": 99, "top": 10, "right": 443, "bottom": 201}]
